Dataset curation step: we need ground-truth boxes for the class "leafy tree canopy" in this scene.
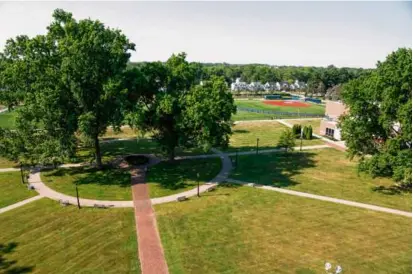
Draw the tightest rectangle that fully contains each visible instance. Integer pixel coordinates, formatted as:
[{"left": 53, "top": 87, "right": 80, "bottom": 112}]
[
  {"left": 339, "top": 48, "right": 412, "bottom": 187},
  {"left": 0, "top": 9, "right": 135, "bottom": 167},
  {"left": 128, "top": 53, "right": 236, "bottom": 160}
]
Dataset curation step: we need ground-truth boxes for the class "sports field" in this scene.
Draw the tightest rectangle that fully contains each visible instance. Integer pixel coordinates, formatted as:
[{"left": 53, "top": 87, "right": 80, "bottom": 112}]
[{"left": 236, "top": 99, "right": 325, "bottom": 115}]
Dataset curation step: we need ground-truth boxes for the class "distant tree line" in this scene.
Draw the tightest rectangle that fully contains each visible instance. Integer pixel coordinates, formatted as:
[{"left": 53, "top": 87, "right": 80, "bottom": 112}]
[{"left": 130, "top": 62, "right": 370, "bottom": 97}]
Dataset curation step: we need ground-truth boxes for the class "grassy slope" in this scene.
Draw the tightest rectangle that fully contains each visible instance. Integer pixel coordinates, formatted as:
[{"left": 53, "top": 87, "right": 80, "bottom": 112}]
[
  {"left": 236, "top": 100, "right": 325, "bottom": 115},
  {"left": 0, "top": 172, "right": 37, "bottom": 208},
  {"left": 225, "top": 121, "right": 324, "bottom": 152},
  {"left": 0, "top": 198, "right": 140, "bottom": 273},
  {"left": 230, "top": 148, "right": 412, "bottom": 211},
  {"left": 41, "top": 167, "right": 132, "bottom": 201},
  {"left": 146, "top": 158, "right": 222, "bottom": 198},
  {"left": 155, "top": 185, "right": 411, "bottom": 274}
]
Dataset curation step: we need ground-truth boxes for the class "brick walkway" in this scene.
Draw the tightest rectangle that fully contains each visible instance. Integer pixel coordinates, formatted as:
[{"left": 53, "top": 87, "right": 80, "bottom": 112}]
[{"left": 131, "top": 168, "right": 169, "bottom": 274}]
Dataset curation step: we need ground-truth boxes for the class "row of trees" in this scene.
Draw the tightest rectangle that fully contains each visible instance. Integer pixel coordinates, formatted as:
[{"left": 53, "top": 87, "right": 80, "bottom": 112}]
[
  {"left": 130, "top": 62, "right": 368, "bottom": 97},
  {"left": 0, "top": 9, "right": 236, "bottom": 168}
]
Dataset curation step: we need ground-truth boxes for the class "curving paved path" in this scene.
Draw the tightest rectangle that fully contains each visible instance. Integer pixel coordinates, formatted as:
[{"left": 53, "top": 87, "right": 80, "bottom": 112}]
[
  {"left": 27, "top": 149, "right": 233, "bottom": 207},
  {"left": 226, "top": 178, "right": 412, "bottom": 218}
]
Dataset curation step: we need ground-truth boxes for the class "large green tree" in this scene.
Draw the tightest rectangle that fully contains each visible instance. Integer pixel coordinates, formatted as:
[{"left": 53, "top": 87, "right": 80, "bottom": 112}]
[
  {"left": 0, "top": 9, "right": 135, "bottom": 168},
  {"left": 339, "top": 48, "right": 412, "bottom": 187},
  {"left": 129, "top": 53, "right": 236, "bottom": 160}
]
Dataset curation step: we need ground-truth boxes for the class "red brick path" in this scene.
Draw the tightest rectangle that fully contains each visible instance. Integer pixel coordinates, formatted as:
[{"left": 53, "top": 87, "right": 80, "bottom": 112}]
[{"left": 131, "top": 168, "right": 169, "bottom": 274}]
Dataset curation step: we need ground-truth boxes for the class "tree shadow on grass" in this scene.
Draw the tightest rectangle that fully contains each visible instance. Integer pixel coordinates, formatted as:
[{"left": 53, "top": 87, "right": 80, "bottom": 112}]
[
  {"left": 0, "top": 242, "right": 34, "bottom": 274},
  {"left": 43, "top": 166, "right": 131, "bottom": 188},
  {"left": 232, "top": 129, "right": 250, "bottom": 134},
  {"left": 372, "top": 185, "right": 412, "bottom": 196},
  {"left": 231, "top": 151, "right": 317, "bottom": 188},
  {"left": 146, "top": 159, "right": 221, "bottom": 191}
]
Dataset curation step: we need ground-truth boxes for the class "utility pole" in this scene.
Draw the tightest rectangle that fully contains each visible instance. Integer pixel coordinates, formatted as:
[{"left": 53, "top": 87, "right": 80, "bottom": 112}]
[{"left": 76, "top": 184, "right": 81, "bottom": 209}]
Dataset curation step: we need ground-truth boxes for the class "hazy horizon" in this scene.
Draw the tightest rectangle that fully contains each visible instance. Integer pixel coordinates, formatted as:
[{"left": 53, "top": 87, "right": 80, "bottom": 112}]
[{"left": 0, "top": 1, "right": 411, "bottom": 68}]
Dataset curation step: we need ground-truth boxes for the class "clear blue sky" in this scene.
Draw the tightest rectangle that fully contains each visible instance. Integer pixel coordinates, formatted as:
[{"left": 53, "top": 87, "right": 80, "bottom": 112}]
[{"left": 0, "top": 1, "right": 411, "bottom": 68}]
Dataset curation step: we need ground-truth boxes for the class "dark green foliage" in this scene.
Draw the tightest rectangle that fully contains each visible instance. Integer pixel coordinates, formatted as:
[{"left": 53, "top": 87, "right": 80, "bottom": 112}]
[
  {"left": 306, "top": 126, "right": 313, "bottom": 140},
  {"left": 128, "top": 53, "right": 236, "bottom": 161},
  {"left": 129, "top": 62, "right": 367, "bottom": 89},
  {"left": 292, "top": 124, "right": 302, "bottom": 138},
  {"left": 340, "top": 48, "right": 412, "bottom": 187},
  {"left": 0, "top": 9, "right": 134, "bottom": 167}
]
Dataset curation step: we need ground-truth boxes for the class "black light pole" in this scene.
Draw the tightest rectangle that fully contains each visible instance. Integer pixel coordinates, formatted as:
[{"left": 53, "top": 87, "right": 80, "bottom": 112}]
[
  {"left": 256, "top": 138, "right": 259, "bottom": 155},
  {"left": 75, "top": 184, "right": 81, "bottom": 209},
  {"left": 236, "top": 149, "right": 239, "bottom": 169},
  {"left": 20, "top": 163, "right": 25, "bottom": 184},
  {"left": 197, "top": 172, "right": 200, "bottom": 198}
]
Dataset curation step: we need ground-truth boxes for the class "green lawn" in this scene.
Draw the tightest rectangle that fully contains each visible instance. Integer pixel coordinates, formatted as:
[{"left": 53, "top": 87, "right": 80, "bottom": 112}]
[
  {"left": 225, "top": 121, "right": 325, "bottom": 152},
  {"left": 230, "top": 148, "right": 412, "bottom": 211},
  {"left": 147, "top": 158, "right": 222, "bottom": 198},
  {"left": 41, "top": 157, "right": 221, "bottom": 200},
  {"left": 0, "top": 109, "right": 17, "bottom": 129},
  {"left": 0, "top": 198, "right": 140, "bottom": 273},
  {"left": 73, "top": 139, "right": 211, "bottom": 164},
  {"left": 236, "top": 99, "right": 325, "bottom": 115},
  {"left": 155, "top": 185, "right": 412, "bottom": 274},
  {"left": 41, "top": 167, "right": 132, "bottom": 201},
  {"left": 232, "top": 111, "right": 276, "bottom": 121},
  {"left": 0, "top": 172, "right": 37, "bottom": 208},
  {"left": 283, "top": 118, "right": 322, "bottom": 134}
]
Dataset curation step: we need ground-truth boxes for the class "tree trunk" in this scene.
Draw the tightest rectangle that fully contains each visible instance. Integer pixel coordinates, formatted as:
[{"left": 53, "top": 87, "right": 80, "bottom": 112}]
[
  {"left": 94, "top": 135, "right": 103, "bottom": 169},
  {"left": 168, "top": 147, "right": 175, "bottom": 162}
]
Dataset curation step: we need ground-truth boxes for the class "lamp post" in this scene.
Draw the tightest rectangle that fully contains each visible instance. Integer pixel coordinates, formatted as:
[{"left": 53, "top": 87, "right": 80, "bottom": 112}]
[
  {"left": 197, "top": 172, "right": 200, "bottom": 198},
  {"left": 75, "top": 183, "right": 81, "bottom": 209},
  {"left": 256, "top": 138, "right": 259, "bottom": 155},
  {"left": 20, "top": 163, "right": 25, "bottom": 184},
  {"left": 300, "top": 127, "right": 303, "bottom": 151}
]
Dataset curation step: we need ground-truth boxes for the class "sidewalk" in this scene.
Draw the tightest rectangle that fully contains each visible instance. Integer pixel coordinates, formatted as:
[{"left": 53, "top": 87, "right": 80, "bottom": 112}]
[{"left": 226, "top": 178, "right": 411, "bottom": 218}]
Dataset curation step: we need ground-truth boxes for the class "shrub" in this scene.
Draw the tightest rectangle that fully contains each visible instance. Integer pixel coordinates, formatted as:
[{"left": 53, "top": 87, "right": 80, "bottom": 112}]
[
  {"left": 277, "top": 129, "right": 295, "bottom": 152},
  {"left": 307, "top": 126, "right": 313, "bottom": 140},
  {"left": 301, "top": 126, "right": 308, "bottom": 139},
  {"left": 292, "top": 124, "right": 302, "bottom": 138}
]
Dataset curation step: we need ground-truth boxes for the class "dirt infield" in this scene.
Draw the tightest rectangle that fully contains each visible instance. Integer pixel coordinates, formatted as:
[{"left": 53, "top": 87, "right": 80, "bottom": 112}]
[{"left": 263, "top": 100, "right": 310, "bottom": 107}]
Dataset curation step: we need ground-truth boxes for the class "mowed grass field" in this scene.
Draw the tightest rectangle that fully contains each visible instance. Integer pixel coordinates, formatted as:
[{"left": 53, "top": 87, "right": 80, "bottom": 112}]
[
  {"left": 0, "top": 172, "right": 37, "bottom": 208},
  {"left": 155, "top": 185, "right": 412, "bottom": 274},
  {"left": 41, "top": 158, "right": 221, "bottom": 200},
  {"left": 224, "top": 121, "right": 325, "bottom": 152},
  {"left": 232, "top": 111, "right": 276, "bottom": 121},
  {"left": 230, "top": 148, "right": 412, "bottom": 211},
  {"left": 0, "top": 198, "right": 140, "bottom": 273},
  {"left": 236, "top": 99, "right": 325, "bottom": 115},
  {"left": 147, "top": 158, "right": 221, "bottom": 198},
  {"left": 41, "top": 167, "right": 132, "bottom": 201}
]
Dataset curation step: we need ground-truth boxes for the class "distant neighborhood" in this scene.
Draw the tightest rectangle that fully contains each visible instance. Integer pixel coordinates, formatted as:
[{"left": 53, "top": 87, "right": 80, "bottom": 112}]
[{"left": 230, "top": 78, "right": 307, "bottom": 92}]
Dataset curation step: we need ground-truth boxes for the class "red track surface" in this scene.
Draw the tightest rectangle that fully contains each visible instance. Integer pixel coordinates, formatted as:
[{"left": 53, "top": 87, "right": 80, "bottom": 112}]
[{"left": 263, "top": 100, "right": 310, "bottom": 107}]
